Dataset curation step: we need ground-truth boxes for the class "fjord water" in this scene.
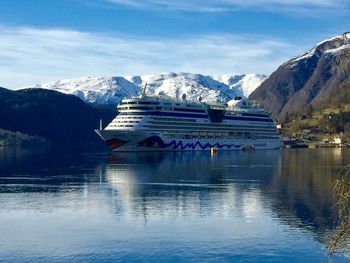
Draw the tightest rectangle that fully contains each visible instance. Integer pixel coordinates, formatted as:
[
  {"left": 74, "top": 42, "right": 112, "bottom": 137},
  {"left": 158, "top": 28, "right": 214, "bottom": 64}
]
[{"left": 0, "top": 147, "right": 349, "bottom": 262}]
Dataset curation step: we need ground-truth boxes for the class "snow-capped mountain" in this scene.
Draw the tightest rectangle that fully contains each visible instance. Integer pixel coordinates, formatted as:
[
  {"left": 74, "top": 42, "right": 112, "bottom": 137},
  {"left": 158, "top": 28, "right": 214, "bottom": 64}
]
[
  {"left": 250, "top": 32, "right": 350, "bottom": 119},
  {"left": 212, "top": 74, "right": 267, "bottom": 98},
  {"left": 30, "top": 76, "right": 141, "bottom": 104},
  {"left": 125, "top": 72, "right": 241, "bottom": 103},
  {"left": 288, "top": 32, "right": 350, "bottom": 69},
  {"left": 28, "top": 72, "right": 265, "bottom": 105}
]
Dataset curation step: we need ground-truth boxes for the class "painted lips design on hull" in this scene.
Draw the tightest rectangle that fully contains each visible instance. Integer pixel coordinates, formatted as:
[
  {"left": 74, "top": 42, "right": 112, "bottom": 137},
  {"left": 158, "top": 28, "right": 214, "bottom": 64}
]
[
  {"left": 137, "top": 136, "right": 242, "bottom": 150},
  {"left": 106, "top": 138, "right": 129, "bottom": 149}
]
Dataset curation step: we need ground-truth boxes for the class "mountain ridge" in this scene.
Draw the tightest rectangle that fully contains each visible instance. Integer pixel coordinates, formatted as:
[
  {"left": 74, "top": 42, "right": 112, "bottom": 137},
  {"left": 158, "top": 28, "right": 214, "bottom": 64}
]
[
  {"left": 249, "top": 32, "right": 350, "bottom": 120},
  {"left": 0, "top": 87, "right": 115, "bottom": 144},
  {"left": 27, "top": 72, "right": 266, "bottom": 105}
]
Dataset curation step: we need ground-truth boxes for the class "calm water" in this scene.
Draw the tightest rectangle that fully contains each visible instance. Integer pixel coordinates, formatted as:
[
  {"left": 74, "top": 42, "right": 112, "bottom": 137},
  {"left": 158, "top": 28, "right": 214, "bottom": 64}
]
[{"left": 0, "top": 147, "right": 349, "bottom": 262}]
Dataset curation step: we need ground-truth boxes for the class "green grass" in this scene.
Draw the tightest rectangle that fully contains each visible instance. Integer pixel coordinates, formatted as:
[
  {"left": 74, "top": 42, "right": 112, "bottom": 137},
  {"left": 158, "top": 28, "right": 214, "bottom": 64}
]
[{"left": 282, "top": 105, "right": 350, "bottom": 140}]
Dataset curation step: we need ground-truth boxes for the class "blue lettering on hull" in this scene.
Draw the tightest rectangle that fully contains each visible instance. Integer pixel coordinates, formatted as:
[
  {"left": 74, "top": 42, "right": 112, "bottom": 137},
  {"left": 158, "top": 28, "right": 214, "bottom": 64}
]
[{"left": 137, "top": 136, "right": 242, "bottom": 150}]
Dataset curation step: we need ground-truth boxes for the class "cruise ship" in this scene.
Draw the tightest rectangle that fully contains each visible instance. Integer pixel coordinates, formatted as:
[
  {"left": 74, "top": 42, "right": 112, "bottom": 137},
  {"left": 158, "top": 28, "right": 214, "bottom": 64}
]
[{"left": 95, "top": 93, "right": 283, "bottom": 152}]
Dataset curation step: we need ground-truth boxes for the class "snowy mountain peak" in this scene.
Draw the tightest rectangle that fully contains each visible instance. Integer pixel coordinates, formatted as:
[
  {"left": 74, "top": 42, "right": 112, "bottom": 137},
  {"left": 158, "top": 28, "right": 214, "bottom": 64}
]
[
  {"left": 125, "top": 72, "right": 236, "bottom": 103},
  {"left": 250, "top": 32, "right": 350, "bottom": 119},
  {"left": 27, "top": 72, "right": 265, "bottom": 105},
  {"left": 212, "top": 74, "right": 267, "bottom": 98},
  {"left": 288, "top": 32, "right": 350, "bottom": 68},
  {"left": 29, "top": 76, "right": 141, "bottom": 104}
]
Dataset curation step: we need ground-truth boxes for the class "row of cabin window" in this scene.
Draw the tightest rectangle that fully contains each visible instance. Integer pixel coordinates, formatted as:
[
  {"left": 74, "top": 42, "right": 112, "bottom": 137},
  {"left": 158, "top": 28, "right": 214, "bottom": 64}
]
[
  {"left": 117, "top": 116, "right": 143, "bottom": 119},
  {"left": 121, "top": 101, "right": 160, "bottom": 105},
  {"left": 108, "top": 124, "right": 134, "bottom": 128},
  {"left": 163, "top": 134, "right": 280, "bottom": 140},
  {"left": 142, "top": 124, "right": 278, "bottom": 133},
  {"left": 121, "top": 101, "right": 203, "bottom": 108},
  {"left": 112, "top": 120, "right": 140, "bottom": 124},
  {"left": 146, "top": 122, "right": 278, "bottom": 130},
  {"left": 118, "top": 106, "right": 205, "bottom": 113},
  {"left": 150, "top": 117, "right": 196, "bottom": 122}
]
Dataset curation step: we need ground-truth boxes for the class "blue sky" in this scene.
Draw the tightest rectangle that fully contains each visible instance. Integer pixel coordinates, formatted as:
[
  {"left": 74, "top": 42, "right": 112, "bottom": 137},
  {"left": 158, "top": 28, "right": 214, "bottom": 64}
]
[{"left": 1, "top": 0, "right": 349, "bottom": 88}]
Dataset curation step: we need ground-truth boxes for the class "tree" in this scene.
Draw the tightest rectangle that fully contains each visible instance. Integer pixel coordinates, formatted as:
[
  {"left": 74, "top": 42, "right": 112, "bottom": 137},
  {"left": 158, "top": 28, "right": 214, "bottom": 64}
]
[
  {"left": 284, "top": 112, "right": 291, "bottom": 124},
  {"left": 306, "top": 105, "right": 314, "bottom": 118},
  {"left": 328, "top": 165, "right": 350, "bottom": 254}
]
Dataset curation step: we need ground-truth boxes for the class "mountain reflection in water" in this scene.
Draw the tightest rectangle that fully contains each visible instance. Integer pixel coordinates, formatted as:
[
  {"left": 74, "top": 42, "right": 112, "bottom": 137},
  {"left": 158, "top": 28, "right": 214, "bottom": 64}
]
[
  {"left": 0, "top": 147, "right": 349, "bottom": 262},
  {"left": 102, "top": 151, "right": 280, "bottom": 221},
  {"left": 102, "top": 150, "right": 339, "bottom": 239}
]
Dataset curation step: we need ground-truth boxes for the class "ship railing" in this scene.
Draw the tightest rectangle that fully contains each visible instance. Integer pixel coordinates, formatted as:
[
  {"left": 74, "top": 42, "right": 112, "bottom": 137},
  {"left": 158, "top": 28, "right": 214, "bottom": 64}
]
[
  {"left": 122, "top": 96, "right": 264, "bottom": 112},
  {"left": 124, "top": 95, "right": 210, "bottom": 106}
]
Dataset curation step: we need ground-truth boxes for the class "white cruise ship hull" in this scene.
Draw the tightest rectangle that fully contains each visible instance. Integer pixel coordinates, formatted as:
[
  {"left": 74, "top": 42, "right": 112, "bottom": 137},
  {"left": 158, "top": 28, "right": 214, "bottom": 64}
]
[
  {"left": 95, "top": 96, "right": 283, "bottom": 152},
  {"left": 95, "top": 130, "right": 283, "bottom": 152}
]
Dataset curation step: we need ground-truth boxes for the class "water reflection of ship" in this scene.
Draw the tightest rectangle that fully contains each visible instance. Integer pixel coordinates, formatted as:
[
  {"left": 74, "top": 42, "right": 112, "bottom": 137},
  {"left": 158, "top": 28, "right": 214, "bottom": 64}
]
[
  {"left": 100, "top": 149, "right": 348, "bottom": 244},
  {"left": 102, "top": 151, "right": 282, "bottom": 221}
]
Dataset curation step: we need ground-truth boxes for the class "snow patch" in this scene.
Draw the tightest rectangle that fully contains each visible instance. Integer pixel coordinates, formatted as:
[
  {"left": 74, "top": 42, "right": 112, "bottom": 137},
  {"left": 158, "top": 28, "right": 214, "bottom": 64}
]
[
  {"left": 287, "top": 32, "right": 350, "bottom": 69},
  {"left": 212, "top": 74, "right": 266, "bottom": 97},
  {"left": 324, "top": 44, "right": 350, "bottom": 55},
  {"left": 26, "top": 72, "right": 266, "bottom": 105},
  {"left": 27, "top": 76, "right": 141, "bottom": 104}
]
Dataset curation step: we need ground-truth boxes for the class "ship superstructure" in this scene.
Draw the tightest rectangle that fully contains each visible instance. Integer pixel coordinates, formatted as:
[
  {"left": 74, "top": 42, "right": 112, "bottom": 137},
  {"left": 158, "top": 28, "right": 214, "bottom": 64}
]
[{"left": 95, "top": 94, "right": 283, "bottom": 151}]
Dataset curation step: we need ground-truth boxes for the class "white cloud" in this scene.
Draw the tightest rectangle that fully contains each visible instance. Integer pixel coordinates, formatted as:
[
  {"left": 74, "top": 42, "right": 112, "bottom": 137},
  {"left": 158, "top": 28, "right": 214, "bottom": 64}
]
[
  {"left": 105, "top": 0, "right": 345, "bottom": 12},
  {"left": 0, "top": 26, "right": 303, "bottom": 89}
]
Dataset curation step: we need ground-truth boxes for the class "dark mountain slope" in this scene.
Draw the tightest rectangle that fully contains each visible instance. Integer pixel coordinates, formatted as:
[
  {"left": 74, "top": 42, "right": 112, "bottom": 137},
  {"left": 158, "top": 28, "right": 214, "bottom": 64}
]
[
  {"left": 0, "top": 88, "right": 115, "bottom": 144},
  {"left": 250, "top": 33, "right": 350, "bottom": 120}
]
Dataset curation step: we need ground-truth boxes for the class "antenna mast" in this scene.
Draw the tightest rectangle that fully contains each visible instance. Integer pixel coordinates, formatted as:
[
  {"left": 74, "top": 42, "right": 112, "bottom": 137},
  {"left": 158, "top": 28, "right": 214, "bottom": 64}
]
[{"left": 141, "top": 82, "right": 147, "bottom": 98}]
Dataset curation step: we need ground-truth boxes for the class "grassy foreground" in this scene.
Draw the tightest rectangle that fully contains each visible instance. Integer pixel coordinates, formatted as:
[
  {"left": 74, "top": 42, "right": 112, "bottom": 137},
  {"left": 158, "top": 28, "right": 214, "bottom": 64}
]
[
  {"left": 282, "top": 105, "right": 350, "bottom": 142},
  {"left": 328, "top": 165, "right": 350, "bottom": 254}
]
